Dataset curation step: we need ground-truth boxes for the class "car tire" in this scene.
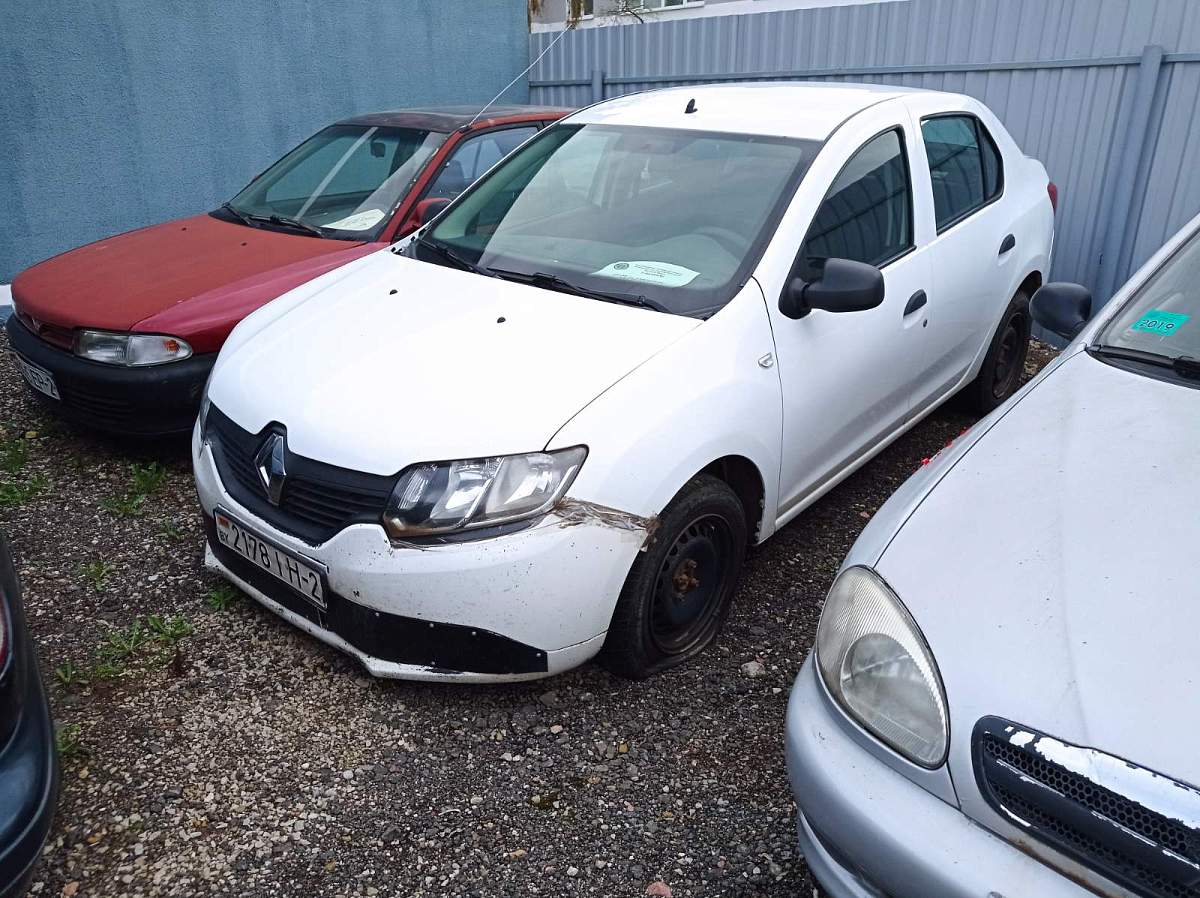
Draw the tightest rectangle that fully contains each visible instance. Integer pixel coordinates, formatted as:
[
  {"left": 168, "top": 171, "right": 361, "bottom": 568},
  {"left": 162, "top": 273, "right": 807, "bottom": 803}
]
[
  {"left": 599, "top": 475, "right": 748, "bottom": 679},
  {"left": 966, "top": 289, "right": 1032, "bottom": 414}
]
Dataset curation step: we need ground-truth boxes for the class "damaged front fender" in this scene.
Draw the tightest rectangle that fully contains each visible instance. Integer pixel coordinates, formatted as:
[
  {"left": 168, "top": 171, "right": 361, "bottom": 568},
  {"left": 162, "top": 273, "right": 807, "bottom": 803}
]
[{"left": 552, "top": 497, "right": 660, "bottom": 548}]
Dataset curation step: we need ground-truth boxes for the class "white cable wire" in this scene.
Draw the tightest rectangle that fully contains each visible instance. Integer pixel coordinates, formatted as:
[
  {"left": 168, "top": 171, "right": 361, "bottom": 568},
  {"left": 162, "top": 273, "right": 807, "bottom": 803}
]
[{"left": 469, "top": 27, "right": 570, "bottom": 126}]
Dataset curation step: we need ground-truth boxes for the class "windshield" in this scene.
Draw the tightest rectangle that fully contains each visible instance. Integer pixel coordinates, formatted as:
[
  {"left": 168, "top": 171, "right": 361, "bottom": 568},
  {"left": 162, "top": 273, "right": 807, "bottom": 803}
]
[
  {"left": 421, "top": 124, "right": 818, "bottom": 316},
  {"left": 1098, "top": 226, "right": 1200, "bottom": 360},
  {"left": 225, "top": 125, "right": 447, "bottom": 240}
]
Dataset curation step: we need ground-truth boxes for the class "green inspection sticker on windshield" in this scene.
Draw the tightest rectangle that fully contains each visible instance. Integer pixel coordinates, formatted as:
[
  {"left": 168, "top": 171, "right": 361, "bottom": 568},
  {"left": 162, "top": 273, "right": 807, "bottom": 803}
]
[
  {"left": 593, "top": 261, "right": 700, "bottom": 288},
  {"left": 1130, "top": 308, "right": 1190, "bottom": 335}
]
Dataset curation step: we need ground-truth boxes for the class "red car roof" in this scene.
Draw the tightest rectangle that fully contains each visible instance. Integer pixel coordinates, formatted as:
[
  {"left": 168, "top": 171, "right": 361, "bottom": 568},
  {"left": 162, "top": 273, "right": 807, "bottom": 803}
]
[{"left": 337, "top": 105, "right": 573, "bottom": 133}]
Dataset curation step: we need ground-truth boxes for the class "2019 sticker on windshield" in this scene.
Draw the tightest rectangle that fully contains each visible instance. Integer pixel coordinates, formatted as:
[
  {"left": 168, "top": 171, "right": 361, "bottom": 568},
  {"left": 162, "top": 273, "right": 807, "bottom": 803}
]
[
  {"left": 592, "top": 261, "right": 700, "bottom": 288},
  {"left": 323, "top": 209, "right": 386, "bottom": 231},
  {"left": 1130, "top": 308, "right": 1190, "bottom": 335}
]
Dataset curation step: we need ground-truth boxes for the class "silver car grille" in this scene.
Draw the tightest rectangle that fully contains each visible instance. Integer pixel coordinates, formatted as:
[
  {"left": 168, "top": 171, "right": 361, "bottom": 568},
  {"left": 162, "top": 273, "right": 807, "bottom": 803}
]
[{"left": 974, "top": 716, "right": 1200, "bottom": 898}]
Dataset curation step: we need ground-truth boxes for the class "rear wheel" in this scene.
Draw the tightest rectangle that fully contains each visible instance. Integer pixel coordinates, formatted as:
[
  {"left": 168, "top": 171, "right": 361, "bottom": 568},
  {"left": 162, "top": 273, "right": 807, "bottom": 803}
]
[
  {"left": 600, "top": 475, "right": 747, "bottom": 679},
  {"left": 965, "top": 290, "right": 1032, "bottom": 414}
]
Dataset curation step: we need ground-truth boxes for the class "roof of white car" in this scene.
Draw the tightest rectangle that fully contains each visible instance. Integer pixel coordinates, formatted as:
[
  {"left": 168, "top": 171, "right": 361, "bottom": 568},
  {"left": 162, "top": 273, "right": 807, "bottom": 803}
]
[{"left": 569, "top": 81, "right": 938, "bottom": 141}]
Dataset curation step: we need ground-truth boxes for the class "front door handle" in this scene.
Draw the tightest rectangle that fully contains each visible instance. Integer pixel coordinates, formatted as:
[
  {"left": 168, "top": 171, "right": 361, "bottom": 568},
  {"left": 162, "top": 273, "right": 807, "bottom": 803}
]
[
  {"left": 999, "top": 233, "right": 1016, "bottom": 255},
  {"left": 904, "top": 290, "right": 928, "bottom": 316}
]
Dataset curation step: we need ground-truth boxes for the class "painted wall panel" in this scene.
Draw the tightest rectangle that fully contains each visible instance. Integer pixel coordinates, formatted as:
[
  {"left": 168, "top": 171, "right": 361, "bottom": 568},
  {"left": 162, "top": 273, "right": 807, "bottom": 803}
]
[{"left": 0, "top": 0, "right": 529, "bottom": 281}]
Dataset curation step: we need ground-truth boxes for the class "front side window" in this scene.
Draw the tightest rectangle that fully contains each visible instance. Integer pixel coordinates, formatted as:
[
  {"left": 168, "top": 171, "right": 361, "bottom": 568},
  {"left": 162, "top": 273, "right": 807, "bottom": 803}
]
[
  {"left": 424, "top": 127, "right": 539, "bottom": 203},
  {"left": 226, "top": 125, "right": 447, "bottom": 239},
  {"left": 421, "top": 124, "right": 818, "bottom": 317},
  {"left": 799, "top": 128, "right": 913, "bottom": 280},
  {"left": 1097, "top": 227, "right": 1200, "bottom": 367},
  {"left": 922, "top": 115, "right": 1003, "bottom": 231}
]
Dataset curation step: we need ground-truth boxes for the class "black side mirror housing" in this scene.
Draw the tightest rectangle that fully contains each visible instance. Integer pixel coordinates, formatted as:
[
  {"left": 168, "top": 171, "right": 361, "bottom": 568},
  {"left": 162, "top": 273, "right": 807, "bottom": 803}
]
[
  {"left": 1030, "top": 282, "right": 1092, "bottom": 340},
  {"left": 779, "top": 258, "right": 886, "bottom": 320}
]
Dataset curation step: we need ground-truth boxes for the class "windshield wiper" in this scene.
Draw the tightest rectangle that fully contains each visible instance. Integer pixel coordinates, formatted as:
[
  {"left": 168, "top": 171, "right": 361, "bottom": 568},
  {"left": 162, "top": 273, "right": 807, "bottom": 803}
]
[
  {"left": 264, "top": 214, "right": 327, "bottom": 238},
  {"left": 414, "top": 236, "right": 488, "bottom": 276},
  {"left": 486, "top": 268, "right": 671, "bottom": 314},
  {"left": 1092, "top": 344, "right": 1200, "bottom": 380},
  {"left": 220, "top": 201, "right": 256, "bottom": 228}
]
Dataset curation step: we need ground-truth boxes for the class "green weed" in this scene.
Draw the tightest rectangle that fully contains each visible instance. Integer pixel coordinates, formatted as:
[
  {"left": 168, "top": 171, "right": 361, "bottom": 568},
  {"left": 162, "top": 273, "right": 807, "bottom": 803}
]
[
  {"left": 131, "top": 462, "right": 169, "bottom": 496},
  {"left": 80, "top": 560, "right": 114, "bottom": 591},
  {"left": 54, "top": 660, "right": 89, "bottom": 689},
  {"left": 0, "top": 439, "right": 29, "bottom": 474},
  {"left": 55, "top": 723, "right": 86, "bottom": 761},
  {"left": 205, "top": 583, "right": 239, "bottom": 612},
  {"left": 0, "top": 476, "right": 47, "bottom": 507}
]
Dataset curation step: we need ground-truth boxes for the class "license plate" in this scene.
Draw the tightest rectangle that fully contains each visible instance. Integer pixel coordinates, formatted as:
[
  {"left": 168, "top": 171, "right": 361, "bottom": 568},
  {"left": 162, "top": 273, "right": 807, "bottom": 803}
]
[
  {"left": 15, "top": 354, "right": 60, "bottom": 400},
  {"left": 214, "top": 509, "right": 326, "bottom": 608}
]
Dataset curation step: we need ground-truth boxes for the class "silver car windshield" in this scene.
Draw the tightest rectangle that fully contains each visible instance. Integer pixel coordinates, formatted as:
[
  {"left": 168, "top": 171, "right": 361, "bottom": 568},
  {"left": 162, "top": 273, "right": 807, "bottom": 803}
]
[
  {"left": 420, "top": 124, "right": 819, "bottom": 316},
  {"left": 1099, "top": 227, "right": 1200, "bottom": 360}
]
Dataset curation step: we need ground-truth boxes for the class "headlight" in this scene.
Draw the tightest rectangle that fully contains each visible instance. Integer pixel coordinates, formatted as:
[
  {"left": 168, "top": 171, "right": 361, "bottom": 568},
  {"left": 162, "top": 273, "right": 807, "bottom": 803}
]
[
  {"left": 197, "top": 391, "right": 212, "bottom": 440},
  {"left": 816, "top": 566, "right": 948, "bottom": 768},
  {"left": 383, "top": 446, "right": 586, "bottom": 538},
  {"left": 76, "top": 330, "right": 192, "bottom": 366}
]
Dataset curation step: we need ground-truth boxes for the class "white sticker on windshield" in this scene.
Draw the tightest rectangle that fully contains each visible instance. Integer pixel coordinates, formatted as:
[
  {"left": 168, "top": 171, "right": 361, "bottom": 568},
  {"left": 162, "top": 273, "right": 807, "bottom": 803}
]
[
  {"left": 324, "top": 209, "right": 386, "bottom": 231},
  {"left": 592, "top": 260, "right": 700, "bottom": 288}
]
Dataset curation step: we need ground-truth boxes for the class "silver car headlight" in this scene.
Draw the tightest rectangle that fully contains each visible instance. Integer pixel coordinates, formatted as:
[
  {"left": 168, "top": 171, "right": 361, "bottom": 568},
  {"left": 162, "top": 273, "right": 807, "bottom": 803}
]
[
  {"left": 75, "top": 330, "right": 193, "bottom": 366},
  {"left": 382, "top": 447, "right": 587, "bottom": 539},
  {"left": 816, "top": 566, "right": 949, "bottom": 768}
]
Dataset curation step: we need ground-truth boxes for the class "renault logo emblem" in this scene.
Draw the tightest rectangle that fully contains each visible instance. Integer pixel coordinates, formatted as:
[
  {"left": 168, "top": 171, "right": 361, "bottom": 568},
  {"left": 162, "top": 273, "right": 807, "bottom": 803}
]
[{"left": 254, "top": 433, "right": 287, "bottom": 505}]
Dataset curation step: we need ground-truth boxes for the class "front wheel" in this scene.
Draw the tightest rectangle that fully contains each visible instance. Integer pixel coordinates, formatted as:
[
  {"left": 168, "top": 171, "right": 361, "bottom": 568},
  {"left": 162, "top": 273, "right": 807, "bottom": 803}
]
[
  {"left": 599, "top": 475, "right": 747, "bottom": 679},
  {"left": 965, "top": 290, "right": 1032, "bottom": 414}
]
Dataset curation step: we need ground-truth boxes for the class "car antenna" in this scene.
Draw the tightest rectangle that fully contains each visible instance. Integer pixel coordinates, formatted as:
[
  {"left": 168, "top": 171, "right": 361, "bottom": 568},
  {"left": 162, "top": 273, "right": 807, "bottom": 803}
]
[
  {"left": 469, "top": 27, "right": 569, "bottom": 127},
  {"left": 685, "top": 98, "right": 698, "bottom": 114}
]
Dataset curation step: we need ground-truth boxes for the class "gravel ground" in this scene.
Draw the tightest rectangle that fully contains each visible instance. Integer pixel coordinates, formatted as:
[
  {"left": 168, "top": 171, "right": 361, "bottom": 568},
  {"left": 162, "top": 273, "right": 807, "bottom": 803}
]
[{"left": 1, "top": 333, "right": 1057, "bottom": 898}]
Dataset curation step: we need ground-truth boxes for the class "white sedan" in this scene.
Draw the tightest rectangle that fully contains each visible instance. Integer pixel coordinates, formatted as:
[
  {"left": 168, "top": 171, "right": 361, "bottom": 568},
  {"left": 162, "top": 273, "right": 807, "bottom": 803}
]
[{"left": 192, "top": 82, "right": 1054, "bottom": 681}]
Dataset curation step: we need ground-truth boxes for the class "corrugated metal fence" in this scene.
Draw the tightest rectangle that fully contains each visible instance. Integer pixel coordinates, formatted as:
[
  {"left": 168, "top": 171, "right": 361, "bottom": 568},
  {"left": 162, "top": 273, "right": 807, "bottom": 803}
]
[{"left": 530, "top": 0, "right": 1200, "bottom": 305}]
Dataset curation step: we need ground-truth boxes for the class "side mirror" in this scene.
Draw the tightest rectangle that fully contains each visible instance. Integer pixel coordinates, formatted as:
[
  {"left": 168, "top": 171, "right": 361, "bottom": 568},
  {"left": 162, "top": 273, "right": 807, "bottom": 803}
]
[
  {"left": 1030, "top": 282, "right": 1092, "bottom": 340},
  {"left": 417, "top": 197, "right": 452, "bottom": 226},
  {"left": 779, "top": 258, "right": 885, "bottom": 320}
]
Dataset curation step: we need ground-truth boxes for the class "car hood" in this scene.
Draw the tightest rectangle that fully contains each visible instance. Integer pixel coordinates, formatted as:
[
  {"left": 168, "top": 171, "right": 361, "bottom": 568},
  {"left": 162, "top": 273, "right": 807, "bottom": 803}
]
[
  {"left": 877, "top": 350, "right": 1200, "bottom": 785},
  {"left": 208, "top": 252, "right": 700, "bottom": 475},
  {"left": 11, "top": 213, "right": 371, "bottom": 350}
]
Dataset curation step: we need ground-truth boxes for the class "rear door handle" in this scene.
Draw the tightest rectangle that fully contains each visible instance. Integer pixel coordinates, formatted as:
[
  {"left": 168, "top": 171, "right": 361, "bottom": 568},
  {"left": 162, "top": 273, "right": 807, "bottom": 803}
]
[
  {"left": 999, "top": 234, "right": 1016, "bottom": 255},
  {"left": 904, "top": 290, "right": 927, "bottom": 316}
]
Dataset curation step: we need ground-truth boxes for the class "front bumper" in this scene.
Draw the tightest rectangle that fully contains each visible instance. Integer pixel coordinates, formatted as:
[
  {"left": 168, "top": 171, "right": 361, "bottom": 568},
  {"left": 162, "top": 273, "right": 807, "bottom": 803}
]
[
  {"left": 784, "top": 658, "right": 1094, "bottom": 898},
  {"left": 194, "top": 433, "right": 644, "bottom": 682},
  {"left": 0, "top": 542, "right": 58, "bottom": 898},
  {"left": 5, "top": 314, "right": 214, "bottom": 437}
]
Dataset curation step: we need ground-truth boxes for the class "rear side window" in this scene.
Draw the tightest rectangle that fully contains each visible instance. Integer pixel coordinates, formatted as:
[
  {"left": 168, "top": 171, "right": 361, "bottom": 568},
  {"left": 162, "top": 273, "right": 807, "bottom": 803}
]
[
  {"left": 800, "top": 128, "right": 913, "bottom": 279},
  {"left": 922, "top": 115, "right": 1004, "bottom": 231}
]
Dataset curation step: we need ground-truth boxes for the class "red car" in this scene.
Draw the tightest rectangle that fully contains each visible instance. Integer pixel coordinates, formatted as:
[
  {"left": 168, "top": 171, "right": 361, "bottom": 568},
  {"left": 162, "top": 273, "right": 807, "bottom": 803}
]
[{"left": 5, "top": 105, "right": 567, "bottom": 436}]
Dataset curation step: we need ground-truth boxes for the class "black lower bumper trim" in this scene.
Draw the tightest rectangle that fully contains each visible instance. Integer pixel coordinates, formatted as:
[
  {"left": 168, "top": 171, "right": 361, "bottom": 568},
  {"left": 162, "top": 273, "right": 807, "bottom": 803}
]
[
  {"left": 204, "top": 516, "right": 548, "bottom": 675},
  {"left": 5, "top": 314, "right": 215, "bottom": 437}
]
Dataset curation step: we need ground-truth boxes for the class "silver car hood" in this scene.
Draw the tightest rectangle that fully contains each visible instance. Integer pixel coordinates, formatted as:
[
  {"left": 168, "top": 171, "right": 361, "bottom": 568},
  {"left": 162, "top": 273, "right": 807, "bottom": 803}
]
[{"left": 877, "top": 349, "right": 1200, "bottom": 789}]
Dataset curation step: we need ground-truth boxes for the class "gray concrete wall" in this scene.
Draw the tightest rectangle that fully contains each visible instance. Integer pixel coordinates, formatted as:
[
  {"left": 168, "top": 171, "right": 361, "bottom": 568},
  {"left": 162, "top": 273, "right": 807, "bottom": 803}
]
[{"left": 0, "top": 0, "right": 529, "bottom": 281}]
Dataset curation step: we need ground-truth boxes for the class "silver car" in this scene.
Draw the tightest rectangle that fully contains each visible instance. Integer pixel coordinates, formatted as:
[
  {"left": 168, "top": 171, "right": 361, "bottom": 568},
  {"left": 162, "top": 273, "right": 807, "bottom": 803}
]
[{"left": 786, "top": 212, "right": 1200, "bottom": 898}]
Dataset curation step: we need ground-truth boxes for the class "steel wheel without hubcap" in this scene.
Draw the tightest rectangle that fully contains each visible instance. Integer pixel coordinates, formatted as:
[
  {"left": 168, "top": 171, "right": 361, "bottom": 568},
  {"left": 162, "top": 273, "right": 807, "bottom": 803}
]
[
  {"left": 967, "top": 290, "right": 1032, "bottom": 414},
  {"left": 600, "top": 474, "right": 748, "bottom": 679},
  {"left": 990, "top": 313, "right": 1027, "bottom": 401},
  {"left": 651, "top": 514, "right": 736, "bottom": 655}
]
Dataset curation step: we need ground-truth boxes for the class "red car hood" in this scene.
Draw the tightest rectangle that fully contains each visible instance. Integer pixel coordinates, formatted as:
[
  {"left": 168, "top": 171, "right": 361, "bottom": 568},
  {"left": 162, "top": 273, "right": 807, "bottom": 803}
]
[{"left": 11, "top": 213, "right": 377, "bottom": 353}]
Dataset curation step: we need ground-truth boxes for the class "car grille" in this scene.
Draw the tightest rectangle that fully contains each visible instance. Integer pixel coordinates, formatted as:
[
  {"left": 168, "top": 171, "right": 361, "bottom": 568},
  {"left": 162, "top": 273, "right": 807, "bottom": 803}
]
[
  {"left": 974, "top": 716, "right": 1200, "bottom": 898},
  {"left": 16, "top": 311, "right": 74, "bottom": 349},
  {"left": 206, "top": 405, "right": 396, "bottom": 544}
]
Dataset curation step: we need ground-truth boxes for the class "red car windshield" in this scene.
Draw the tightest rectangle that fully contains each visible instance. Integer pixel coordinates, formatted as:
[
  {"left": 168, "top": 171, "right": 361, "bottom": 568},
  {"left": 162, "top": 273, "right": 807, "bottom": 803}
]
[{"left": 225, "top": 125, "right": 446, "bottom": 240}]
